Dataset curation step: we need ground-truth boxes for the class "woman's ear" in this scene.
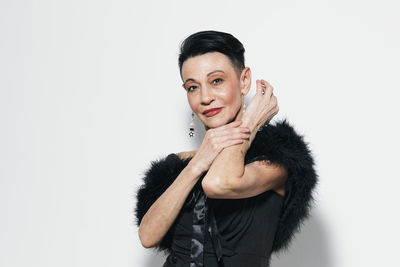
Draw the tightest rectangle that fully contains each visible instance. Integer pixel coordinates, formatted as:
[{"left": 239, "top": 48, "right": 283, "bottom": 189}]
[{"left": 239, "top": 67, "right": 251, "bottom": 95}]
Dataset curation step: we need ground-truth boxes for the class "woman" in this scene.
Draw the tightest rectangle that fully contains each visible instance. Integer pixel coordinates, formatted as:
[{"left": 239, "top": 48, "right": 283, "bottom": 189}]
[{"left": 134, "top": 30, "right": 318, "bottom": 267}]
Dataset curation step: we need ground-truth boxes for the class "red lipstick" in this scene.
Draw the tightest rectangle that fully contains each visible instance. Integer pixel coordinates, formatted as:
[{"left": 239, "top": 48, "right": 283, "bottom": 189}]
[{"left": 203, "top": 107, "right": 222, "bottom": 117}]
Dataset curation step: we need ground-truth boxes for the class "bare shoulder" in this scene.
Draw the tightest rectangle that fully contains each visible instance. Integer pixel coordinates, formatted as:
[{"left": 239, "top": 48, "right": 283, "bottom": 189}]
[{"left": 175, "top": 150, "right": 197, "bottom": 161}]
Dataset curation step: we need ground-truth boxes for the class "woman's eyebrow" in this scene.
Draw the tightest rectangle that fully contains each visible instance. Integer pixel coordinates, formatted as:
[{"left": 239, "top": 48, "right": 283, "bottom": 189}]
[{"left": 183, "top": 70, "right": 225, "bottom": 85}]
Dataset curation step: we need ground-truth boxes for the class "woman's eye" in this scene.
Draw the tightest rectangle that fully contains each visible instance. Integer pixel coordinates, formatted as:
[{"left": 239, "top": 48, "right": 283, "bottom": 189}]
[
  {"left": 212, "top": 78, "right": 223, "bottom": 85},
  {"left": 187, "top": 86, "right": 197, "bottom": 92}
]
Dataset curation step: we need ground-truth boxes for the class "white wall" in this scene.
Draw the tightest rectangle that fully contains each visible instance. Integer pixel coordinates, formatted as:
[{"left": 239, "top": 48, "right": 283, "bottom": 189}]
[{"left": 1, "top": 0, "right": 399, "bottom": 266}]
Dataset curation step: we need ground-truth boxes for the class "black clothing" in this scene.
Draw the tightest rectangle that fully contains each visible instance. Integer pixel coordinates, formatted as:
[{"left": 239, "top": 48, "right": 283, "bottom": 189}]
[
  {"left": 164, "top": 169, "right": 284, "bottom": 266},
  {"left": 134, "top": 119, "right": 318, "bottom": 266}
]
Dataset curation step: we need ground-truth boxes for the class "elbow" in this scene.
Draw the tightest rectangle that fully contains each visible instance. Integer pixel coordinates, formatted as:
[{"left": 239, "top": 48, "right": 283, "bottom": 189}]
[
  {"left": 140, "top": 240, "right": 153, "bottom": 249},
  {"left": 201, "top": 176, "right": 233, "bottom": 199},
  {"left": 138, "top": 226, "right": 158, "bottom": 248},
  {"left": 140, "top": 239, "right": 154, "bottom": 249},
  {"left": 138, "top": 231, "right": 153, "bottom": 248},
  {"left": 201, "top": 179, "right": 216, "bottom": 198}
]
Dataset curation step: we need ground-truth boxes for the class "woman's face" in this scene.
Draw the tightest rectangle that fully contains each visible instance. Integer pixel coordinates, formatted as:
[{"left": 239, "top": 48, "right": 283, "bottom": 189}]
[{"left": 181, "top": 52, "right": 251, "bottom": 130}]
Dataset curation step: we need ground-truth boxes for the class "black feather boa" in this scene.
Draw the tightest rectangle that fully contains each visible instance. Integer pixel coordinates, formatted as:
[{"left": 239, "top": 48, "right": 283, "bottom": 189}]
[{"left": 134, "top": 118, "right": 318, "bottom": 255}]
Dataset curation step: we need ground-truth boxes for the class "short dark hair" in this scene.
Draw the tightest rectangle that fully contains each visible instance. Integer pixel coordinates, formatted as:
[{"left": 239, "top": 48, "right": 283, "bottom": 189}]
[{"left": 178, "top": 30, "right": 245, "bottom": 80}]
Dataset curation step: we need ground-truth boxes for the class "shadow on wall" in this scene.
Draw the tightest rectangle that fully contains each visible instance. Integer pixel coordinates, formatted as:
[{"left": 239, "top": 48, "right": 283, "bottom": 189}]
[
  {"left": 270, "top": 208, "right": 334, "bottom": 267},
  {"left": 143, "top": 251, "right": 167, "bottom": 266}
]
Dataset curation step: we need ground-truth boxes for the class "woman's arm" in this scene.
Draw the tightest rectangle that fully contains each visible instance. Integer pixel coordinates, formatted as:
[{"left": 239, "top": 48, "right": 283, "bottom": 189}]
[
  {"left": 138, "top": 158, "right": 203, "bottom": 248},
  {"left": 200, "top": 119, "right": 258, "bottom": 195},
  {"left": 202, "top": 79, "right": 285, "bottom": 198},
  {"left": 201, "top": 119, "right": 288, "bottom": 199},
  {"left": 138, "top": 121, "right": 251, "bottom": 248}
]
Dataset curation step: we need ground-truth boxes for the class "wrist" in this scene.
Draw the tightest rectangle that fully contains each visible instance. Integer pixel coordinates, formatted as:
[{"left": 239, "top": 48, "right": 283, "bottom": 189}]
[
  {"left": 241, "top": 119, "right": 259, "bottom": 149},
  {"left": 241, "top": 117, "right": 258, "bottom": 132},
  {"left": 187, "top": 159, "right": 206, "bottom": 178}
]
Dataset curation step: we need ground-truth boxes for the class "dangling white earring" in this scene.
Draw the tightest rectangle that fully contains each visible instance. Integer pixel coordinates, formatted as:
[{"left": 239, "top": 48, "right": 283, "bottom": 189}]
[
  {"left": 243, "top": 102, "right": 246, "bottom": 113},
  {"left": 189, "top": 112, "right": 195, "bottom": 138}
]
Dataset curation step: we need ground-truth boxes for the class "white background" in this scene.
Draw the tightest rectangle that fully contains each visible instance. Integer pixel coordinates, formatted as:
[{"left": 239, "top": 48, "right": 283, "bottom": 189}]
[{"left": 1, "top": 0, "right": 399, "bottom": 266}]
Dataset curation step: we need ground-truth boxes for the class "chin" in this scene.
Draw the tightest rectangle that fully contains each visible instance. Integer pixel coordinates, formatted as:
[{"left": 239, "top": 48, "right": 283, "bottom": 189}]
[{"left": 203, "top": 117, "right": 231, "bottom": 129}]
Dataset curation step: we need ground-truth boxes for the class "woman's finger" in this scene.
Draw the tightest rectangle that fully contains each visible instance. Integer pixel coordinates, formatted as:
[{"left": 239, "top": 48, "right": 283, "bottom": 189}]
[
  {"left": 220, "top": 119, "right": 242, "bottom": 129},
  {"left": 211, "top": 120, "right": 242, "bottom": 134},
  {"left": 218, "top": 131, "right": 250, "bottom": 143},
  {"left": 259, "top": 79, "right": 266, "bottom": 95},
  {"left": 261, "top": 79, "right": 273, "bottom": 98},
  {"left": 206, "top": 121, "right": 239, "bottom": 137},
  {"left": 256, "top": 79, "right": 263, "bottom": 95},
  {"left": 217, "top": 134, "right": 249, "bottom": 150},
  {"left": 212, "top": 126, "right": 250, "bottom": 138}
]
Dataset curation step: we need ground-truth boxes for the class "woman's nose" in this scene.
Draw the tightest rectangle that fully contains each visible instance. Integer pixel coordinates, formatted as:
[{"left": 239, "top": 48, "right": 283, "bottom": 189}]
[{"left": 200, "top": 87, "right": 213, "bottom": 105}]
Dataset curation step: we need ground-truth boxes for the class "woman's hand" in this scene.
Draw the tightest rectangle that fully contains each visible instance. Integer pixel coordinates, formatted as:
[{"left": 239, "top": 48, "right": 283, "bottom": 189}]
[
  {"left": 242, "top": 79, "right": 279, "bottom": 132},
  {"left": 190, "top": 120, "right": 251, "bottom": 174}
]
